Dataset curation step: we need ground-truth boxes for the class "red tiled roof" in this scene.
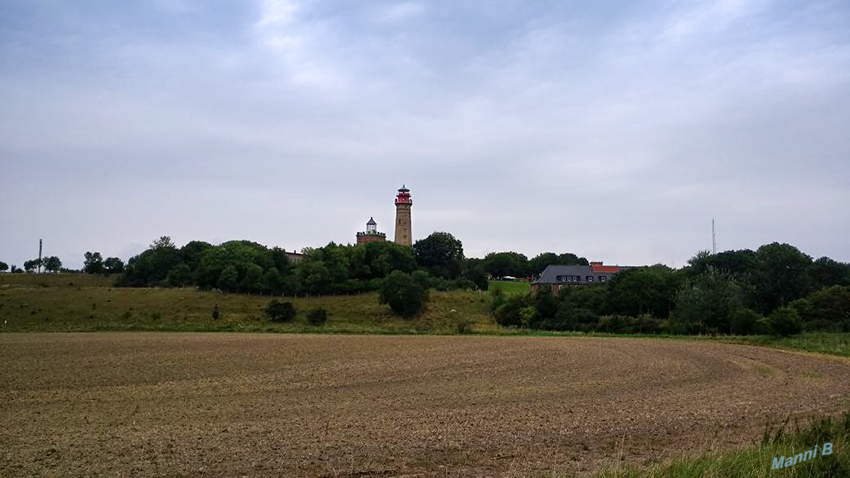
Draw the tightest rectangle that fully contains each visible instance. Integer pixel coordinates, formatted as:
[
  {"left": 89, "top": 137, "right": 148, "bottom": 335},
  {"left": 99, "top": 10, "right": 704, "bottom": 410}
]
[{"left": 590, "top": 264, "right": 619, "bottom": 273}]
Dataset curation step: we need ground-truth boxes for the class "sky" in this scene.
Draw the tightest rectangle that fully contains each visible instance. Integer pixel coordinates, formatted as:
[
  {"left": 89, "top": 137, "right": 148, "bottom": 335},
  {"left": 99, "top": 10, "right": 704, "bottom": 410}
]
[{"left": 1, "top": 0, "right": 849, "bottom": 270}]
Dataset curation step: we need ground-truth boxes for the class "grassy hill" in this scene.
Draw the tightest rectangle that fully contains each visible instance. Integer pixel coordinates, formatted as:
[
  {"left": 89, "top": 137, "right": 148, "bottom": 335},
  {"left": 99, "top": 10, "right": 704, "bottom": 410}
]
[
  {"left": 2, "top": 273, "right": 849, "bottom": 359},
  {"left": 0, "top": 273, "right": 494, "bottom": 334}
]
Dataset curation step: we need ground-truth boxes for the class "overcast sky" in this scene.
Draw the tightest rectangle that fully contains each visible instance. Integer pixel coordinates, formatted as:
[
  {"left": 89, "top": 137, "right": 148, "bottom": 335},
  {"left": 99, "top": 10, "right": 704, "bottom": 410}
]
[{"left": 2, "top": 0, "right": 849, "bottom": 270}]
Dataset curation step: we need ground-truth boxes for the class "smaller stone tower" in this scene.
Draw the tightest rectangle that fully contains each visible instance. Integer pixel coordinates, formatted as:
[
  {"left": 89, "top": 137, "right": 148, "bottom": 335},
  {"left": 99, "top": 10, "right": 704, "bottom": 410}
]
[
  {"left": 356, "top": 217, "right": 386, "bottom": 245},
  {"left": 394, "top": 185, "right": 412, "bottom": 246}
]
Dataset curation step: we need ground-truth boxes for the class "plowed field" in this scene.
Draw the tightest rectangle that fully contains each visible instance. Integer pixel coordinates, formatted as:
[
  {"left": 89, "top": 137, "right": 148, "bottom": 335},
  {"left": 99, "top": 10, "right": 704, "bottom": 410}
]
[{"left": 2, "top": 333, "right": 849, "bottom": 477}]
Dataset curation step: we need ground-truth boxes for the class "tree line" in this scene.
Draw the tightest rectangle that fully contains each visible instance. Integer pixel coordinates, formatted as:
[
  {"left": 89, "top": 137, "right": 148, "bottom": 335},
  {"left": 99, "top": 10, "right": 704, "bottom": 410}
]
[
  {"left": 492, "top": 243, "right": 850, "bottom": 336},
  {"left": 0, "top": 236, "right": 588, "bottom": 283},
  {"left": 108, "top": 233, "right": 493, "bottom": 295}
]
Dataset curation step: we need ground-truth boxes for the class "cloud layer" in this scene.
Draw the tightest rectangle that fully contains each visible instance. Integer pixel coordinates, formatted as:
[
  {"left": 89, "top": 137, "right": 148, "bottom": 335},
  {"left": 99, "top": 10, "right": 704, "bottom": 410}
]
[{"left": 2, "top": 0, "right": 849, "bottom": 269}]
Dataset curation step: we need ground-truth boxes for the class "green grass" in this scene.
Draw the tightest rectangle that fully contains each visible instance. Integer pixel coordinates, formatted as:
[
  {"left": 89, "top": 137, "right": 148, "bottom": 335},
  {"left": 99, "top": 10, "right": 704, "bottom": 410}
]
[
  {"left": 721, "top": 333, "right": 850, "bottom": 358},
  {"left": 488, "top": 280, "right": 531, "bottom": 295},
  {"left": 0, "top": 273, "right": 494, "bottom": 334},
  {"left": 564, "top": 410, "right": 850, "bottom": 478},
  {"left": 2, "top": 274, "right": 849, "bottom": 360}
]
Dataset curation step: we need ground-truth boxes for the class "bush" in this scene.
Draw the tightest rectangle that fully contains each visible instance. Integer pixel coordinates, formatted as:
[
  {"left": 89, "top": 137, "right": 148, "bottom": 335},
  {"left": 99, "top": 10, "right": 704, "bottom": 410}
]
[
  {"left": 731, "top": 308, "right": 761, "bottom": 335},
  {"left": 455, "top": 317, "right": 473, "bottom": 334},
  {"left": 307, "top": 307, "right": 328, "bottom": 326},
  {"left": 489, "top": 287, "right": 506, "bottom": 316},
  {"left": 265, "top": 299, "right": 296, "bottom": 322},
  {"left": 212, "top": 304, "right": 220, "bottom": 320},
  {"left": 769, "top": 306, "right": 803, "bottom": 337},
  {"left": 495, "top": 294, "right": 527, "bottom": 327},
  {"left": 379, "top": 271, "right": 429, "bottom": 318}
]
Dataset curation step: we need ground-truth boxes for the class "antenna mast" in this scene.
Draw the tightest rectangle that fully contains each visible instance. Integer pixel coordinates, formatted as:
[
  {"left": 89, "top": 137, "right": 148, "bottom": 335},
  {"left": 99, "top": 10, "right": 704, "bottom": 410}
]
[
  {"left": 38, "top": 239, "right": 43, "bottom": 274},
  {"left": 711, "top": 219, "right": 716, "bottom": 255}
]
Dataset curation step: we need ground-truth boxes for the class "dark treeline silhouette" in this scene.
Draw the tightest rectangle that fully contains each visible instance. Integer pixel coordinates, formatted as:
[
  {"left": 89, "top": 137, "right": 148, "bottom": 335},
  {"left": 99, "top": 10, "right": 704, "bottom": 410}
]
[
  {"left": 111, "top": 234, "right": 591, "bottom": 296},
  {"left": 112, "top": 234, "right": 478, "bottom": 295},
  {"left": 493, "top": 243, "right": 850, "bottom": 336}
]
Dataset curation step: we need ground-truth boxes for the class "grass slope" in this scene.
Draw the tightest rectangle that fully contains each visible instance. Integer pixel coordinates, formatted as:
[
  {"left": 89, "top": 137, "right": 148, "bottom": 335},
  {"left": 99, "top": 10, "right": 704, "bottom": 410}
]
[
  {"left": 2, "top": 273, "right": 849, "bottom": 359},
  {"left": 576, "top": 411, "right": 850, "bottom": 478},
  {"left": 0, "top": 273, "right": 494, "bottom": 334}
]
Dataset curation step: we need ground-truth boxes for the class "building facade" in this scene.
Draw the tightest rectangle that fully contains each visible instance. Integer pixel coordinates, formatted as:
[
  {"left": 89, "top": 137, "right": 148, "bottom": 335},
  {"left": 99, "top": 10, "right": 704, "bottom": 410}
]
[
  {"left": 394, "top": 185, "right": 412, "bottom": 247},
  {"left": 531, "top": 262, "right": 630, "bottom": 294},
  {"left": 356, "top": 217, "right": 387, "bottom": 245}
]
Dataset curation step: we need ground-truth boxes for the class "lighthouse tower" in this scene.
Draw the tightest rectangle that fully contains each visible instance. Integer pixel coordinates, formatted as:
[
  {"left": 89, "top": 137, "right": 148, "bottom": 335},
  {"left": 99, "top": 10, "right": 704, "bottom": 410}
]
[{"left": 394, "top": 185, "right": 413, "bottom": 246}]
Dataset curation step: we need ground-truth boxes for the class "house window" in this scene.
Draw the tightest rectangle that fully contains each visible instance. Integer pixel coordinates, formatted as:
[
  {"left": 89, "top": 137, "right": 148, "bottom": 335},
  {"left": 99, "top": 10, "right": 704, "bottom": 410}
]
[
  {"left": 586, "top": 276, "right": 593, "bottom": 282},
  {"left": 600, "top": 276, "right": 607, "bottom": 282},
  {"left": 556, "top": 275, "right": 565, "bottom": 282},
  {"left": 575, "top": 276, "right": 581, "bottom": 282}
]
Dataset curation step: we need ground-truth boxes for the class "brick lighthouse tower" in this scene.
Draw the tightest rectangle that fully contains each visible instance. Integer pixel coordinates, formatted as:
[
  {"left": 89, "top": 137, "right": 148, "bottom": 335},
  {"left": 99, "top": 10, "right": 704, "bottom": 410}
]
[{"left": 394, "top": 185, "right": 413, "bottom": 246}]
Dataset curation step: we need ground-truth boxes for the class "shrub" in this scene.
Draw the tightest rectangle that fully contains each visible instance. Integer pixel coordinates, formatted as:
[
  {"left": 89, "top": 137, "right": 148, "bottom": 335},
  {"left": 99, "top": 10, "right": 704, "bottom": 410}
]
[
  {"left": 769, "top": 306, "right": 803, "bottom": 337},
  {"left": 636, "top": 313, "right": 663, "bottom": 334},
  {"left": 265, "top": 299, "right": 296, "bottom": 322},
  {"left": 379, "top": 271, "right": 429, "bottom": 318},
  {"left": 455, "top": 317, "right": 473, "bottom": 334},
  {"left": 212, "top": 304, "right": 220, "bottom": 320},
  {"left": 495, "top": 294, "right": 527, "bottom": 327},
  {"left": 731, "top": 308, "right": 761, "bottom": 335},
  {"left": 489, "top": 287, "right": 506, "bottom": 316},
  {"left": 307, "top": 307, "right": 328, "bottom": 326},
  {"left": 520, "top": 306, "right": 538, "bottom": 328},
  {"left": 801, "top": 286, "right": 850, "bottom": 332}
]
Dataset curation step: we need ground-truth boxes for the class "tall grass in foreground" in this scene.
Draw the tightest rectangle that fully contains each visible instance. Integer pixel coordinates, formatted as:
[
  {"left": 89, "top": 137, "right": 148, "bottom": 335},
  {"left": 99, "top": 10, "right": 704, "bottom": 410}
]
[{"left": 548, "top": 411, "right": 850, "bottom": 478}]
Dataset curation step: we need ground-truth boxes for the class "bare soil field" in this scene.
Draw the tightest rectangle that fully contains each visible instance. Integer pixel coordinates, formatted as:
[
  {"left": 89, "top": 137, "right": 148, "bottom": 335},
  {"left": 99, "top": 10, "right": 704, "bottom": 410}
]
[{"left": 2, "top": 334, "right": 849, "bottom": 477}]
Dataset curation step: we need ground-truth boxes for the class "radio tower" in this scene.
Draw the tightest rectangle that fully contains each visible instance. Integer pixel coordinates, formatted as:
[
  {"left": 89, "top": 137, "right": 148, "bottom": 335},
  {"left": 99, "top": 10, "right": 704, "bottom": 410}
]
[
  {"left": 711, "top": 219, "right": 716, "bottom": 255},
  {"left": 38, "top": 239, "right": 43, "bottom": 274}
]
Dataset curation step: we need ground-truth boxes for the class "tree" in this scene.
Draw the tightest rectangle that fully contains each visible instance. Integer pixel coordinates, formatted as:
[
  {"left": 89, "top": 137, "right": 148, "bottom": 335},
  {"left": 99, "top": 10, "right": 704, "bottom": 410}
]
[
  {"left": 151, "top": 236, "right": 176, "bottom": 250},
  {"left": 672, "top": 267, "right": 743, "bottom": 333},
  {"left": 528, "top": 253, "right": 560, "bottom": 276},
  {"left": 240, "top": 264, "right": 264, "bottom": 293},
  {"left": 607, "top": 265, "right": 681, "bottom": 318},
  {"left": 265, "top": 299, "right": 296, "bottom": 322},
  {"left": 167, "top": 263, "right": 192, "bottom": 287},
  {"left": 23, "top": 259, "right": 41, "bottom": 273},
  {"left": 379, "top": 271, "right": 429, "bottom": 317},
  {"left": 83, "top": 252, "right": 105, "bottom": 274},
  {"left": 687, "top": 249, "right": 757, "bottom": 278},
  {"left": 262, "top": 268, "right": 284, "bottom": 294},
  {"left": 528, "top": 252, "right": 588, "bottom": 277},
  {"left": 196, "top": 240, "right": 276, "bottom": 289},
  {"left": 482, "top": 252, "right": 529, "bottom": 278},
  {"left": 42, "top": 256, "right": 62, "bottom": 273},
  {"left": 270, "top": 247, "right": 292, "bottom": 275},
  {"left": 809, "top": 257, "right": 850, "bottom": 289},
  {"left": 413, "top": 232, "right": 464, "bottom": 279},
  {"left": 103, "top": 257, "right": 125, "bottom": 274},
  {"left": 796, "top": 286, "right": 850, "bottom": 332},
  {"left": 731, "top": 309, "right": 762, "bottom": 335},
  {"left": 217, "top": 265, "right": 239, "bottom": 291},
  {"left": 0, "top": 262, "right": 8, "bottom": 272},
  {"left": 750, "top": 243, "right": 813, "bottom": 314},
  {"left": 494, "top": 294, "right": 529, "bottom": 327},
  {"left": 179, "top": 241, "right": 212, "bottom": 272},
  {"left": 768, "top": 306, "right": 802, "bottom": 337},
  {"left": 461, "top": 258, "right": 488, "bottom": 291}
]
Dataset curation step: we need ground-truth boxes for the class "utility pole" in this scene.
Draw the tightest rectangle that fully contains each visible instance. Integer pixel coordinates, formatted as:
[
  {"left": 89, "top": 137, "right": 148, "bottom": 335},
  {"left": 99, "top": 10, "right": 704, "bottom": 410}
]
[
  {"left": 711, "top": 219, "right": 716, "bottom": 255},
  {"left": 38, "top": 239, "right": 43, "bottom": 274}
]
